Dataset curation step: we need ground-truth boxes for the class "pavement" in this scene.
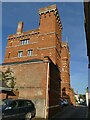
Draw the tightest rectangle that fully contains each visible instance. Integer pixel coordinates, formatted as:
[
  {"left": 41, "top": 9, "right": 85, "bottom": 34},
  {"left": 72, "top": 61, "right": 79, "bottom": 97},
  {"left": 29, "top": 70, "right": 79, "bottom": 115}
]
[
  {"left": 32, "top": 105, "right": 88, "bottom": 120},
  {"left": 51, "top": 105, "right": 88, "bottom": 119},
  {"left": 88, "top": 108, "right": 90, "bottom": 120}
]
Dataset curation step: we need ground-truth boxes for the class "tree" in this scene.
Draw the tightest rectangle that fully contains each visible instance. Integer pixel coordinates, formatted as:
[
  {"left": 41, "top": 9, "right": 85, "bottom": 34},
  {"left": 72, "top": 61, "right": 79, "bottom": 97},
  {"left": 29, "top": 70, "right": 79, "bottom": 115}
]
[
  {"left": 86, "top": 87, "right": 88, "bottom": 93},
  {"left": 0, "top": 67, "right": 16, "bottom": 88}
]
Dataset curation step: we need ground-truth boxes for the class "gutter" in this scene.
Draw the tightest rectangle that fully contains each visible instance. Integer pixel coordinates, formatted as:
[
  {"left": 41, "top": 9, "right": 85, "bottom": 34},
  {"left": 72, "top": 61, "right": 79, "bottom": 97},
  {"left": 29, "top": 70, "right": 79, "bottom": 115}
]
[{"left": 45, "top": 59, "right": 50, "bottom": 119}]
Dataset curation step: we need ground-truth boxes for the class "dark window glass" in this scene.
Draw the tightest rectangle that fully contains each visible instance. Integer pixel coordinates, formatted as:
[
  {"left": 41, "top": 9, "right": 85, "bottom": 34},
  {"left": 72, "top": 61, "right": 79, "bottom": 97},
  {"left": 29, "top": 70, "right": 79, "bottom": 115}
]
[{"left": 17, "top": 101, "right": 25, "bottom": 107}]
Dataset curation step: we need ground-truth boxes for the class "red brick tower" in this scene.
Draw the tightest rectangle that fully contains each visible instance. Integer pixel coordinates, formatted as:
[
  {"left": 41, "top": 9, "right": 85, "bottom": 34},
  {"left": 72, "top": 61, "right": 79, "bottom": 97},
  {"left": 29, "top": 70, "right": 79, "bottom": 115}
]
[
  {"left": 4, "top": 4, "right": 62, "bottom": 70},
  {"left": 61, "top": 42, "right": 71, "bottom": 99},
  {"left": 60, "top": 42, "right": 75, "bottom": 104}
]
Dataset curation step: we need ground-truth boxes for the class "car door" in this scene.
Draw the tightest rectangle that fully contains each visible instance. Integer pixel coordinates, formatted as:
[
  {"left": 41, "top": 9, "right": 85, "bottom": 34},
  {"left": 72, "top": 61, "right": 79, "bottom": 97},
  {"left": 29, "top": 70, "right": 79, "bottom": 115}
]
[
  {"left": 16, "top": 100, "right": 27, "bottom": 119},
  {"left": 25, "top": 100, "right": 35, "bottom": 117}
]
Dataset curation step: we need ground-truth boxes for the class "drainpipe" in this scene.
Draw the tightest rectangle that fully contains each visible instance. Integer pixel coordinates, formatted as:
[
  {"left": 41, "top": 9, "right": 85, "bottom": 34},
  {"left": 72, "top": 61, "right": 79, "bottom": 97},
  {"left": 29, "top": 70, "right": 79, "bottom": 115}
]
[{"left": 44, "top": 57, "right": 50, "bottom": 119}]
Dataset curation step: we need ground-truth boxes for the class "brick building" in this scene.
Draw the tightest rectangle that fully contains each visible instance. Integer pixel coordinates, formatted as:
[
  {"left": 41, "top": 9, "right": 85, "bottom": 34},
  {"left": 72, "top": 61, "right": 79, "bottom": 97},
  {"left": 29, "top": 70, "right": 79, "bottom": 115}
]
[
  {"left": 60, "top": 42, "right": 75, "bottom": 104},
  {"left": 61, "top": 42, "right": 70, "bottom": 97},
  {"left": 1, "top": 57, "right": 61, "bottom": 118},
  {"left": 1, "top": 4, "right": 75, "bottom": 118}
]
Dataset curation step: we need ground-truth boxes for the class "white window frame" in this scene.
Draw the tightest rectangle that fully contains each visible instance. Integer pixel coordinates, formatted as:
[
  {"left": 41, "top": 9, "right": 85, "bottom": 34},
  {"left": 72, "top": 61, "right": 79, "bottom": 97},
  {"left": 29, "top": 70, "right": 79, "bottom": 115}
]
[
  {"left": 18, "top": 51, "right": 23, "bottom": 57},
  {"left": 27, "top": 50, "right": 33, "bottom": 56},
  {"left": 20, "top": 39, "right": 29, "bottom": 45}
]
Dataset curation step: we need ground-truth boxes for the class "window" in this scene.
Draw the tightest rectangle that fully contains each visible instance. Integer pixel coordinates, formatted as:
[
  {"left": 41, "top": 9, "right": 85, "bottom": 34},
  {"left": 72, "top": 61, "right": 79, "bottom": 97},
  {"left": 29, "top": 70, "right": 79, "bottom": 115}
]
[
  {"left": 8, "top": 52, "right": 11, "bottom": 58},
  {"left": 20, "top": 39, "right": 29, "bottom": 45},
  {"left": 18, "top": 51, "right": 23, "bottom": 57},
  {"left": 17, "top": 101, "right": 25, "bottom": 107},
  {"left": 27, "top": 50, "right": 33, "bottom": 56},
  {"left": 25, "top": 101, "right": 32, "bottom": 106}
]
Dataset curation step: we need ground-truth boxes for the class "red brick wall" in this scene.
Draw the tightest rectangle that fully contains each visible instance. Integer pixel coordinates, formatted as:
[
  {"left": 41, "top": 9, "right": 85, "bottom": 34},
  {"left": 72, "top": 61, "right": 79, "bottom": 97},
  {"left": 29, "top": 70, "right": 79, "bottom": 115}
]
[
  {"left": 70, "top": 90, "right": 75, "bottom": 105},
  {"left": 0, "top": 91, "right": 19, "bottom": 100},
  {"left": 0, "top": 92, "right": 7, "bottom": 99},
  {"left": 1, "top": 61, "right": 47, "bottom": 118},
  {"left": 1, "top": 57, "right": 61, "bottom": 118}
]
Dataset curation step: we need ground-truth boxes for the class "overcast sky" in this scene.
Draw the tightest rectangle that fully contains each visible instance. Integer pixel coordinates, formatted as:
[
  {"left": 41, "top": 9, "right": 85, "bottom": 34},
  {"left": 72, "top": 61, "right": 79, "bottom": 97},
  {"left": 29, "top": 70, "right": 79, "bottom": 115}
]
[{"left": 2, "top": 2, "right": 88, "bottom": 94}]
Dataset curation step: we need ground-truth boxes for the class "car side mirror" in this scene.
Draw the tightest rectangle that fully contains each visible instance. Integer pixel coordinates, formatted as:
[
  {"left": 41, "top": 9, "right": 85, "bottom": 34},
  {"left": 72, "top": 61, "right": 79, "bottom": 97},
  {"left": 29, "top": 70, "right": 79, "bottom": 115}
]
[{"left": 5, "top": 106, "right": 12, "bottom": 110}]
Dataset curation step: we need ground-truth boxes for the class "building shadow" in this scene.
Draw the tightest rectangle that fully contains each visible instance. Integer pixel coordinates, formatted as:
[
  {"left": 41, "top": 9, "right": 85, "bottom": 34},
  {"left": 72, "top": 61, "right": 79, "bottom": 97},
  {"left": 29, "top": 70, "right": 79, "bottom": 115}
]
[{"left": 48, "top": 60, "right": 61, "bottom": 119}]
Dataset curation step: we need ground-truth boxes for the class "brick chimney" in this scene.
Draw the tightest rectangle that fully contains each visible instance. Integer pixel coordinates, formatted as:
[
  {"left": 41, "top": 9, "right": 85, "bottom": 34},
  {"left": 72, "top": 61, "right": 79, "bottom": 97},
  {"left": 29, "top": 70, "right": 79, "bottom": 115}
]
[{"left": 16, "top": 21, "right": 24, "bottom": 34}]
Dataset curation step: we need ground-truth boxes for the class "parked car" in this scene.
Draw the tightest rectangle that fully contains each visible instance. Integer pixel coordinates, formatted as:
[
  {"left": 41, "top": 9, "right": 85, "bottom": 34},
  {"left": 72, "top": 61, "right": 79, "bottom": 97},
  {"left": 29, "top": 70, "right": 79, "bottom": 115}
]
[
  {"left": 63, "top": 99, "right": 68, "bottom": 106},
  {"left": 59, "top": 98, "right": 68, "bottom": 108},
  {"left": 1, "top": 99, "right": 36, "bottom": 120},
  {"left": 59, "top": 99, "right": 65, "bottom": 108}
]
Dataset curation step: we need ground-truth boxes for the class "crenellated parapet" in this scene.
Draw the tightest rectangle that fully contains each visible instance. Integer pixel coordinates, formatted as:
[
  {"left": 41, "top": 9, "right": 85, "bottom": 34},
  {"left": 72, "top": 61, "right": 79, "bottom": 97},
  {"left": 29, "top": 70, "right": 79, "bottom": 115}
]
[
  {"left": 8, "top": 28, "right": 40, "bottom": 40},
  {"left": 62, "top": 42, "right": 69, "bottom": 48},
  {"left": 39, "top": 4, "right": 62, "bottom": 31},
  {"left": 61, "top": 42, "right": 70, "bottom": 56}
]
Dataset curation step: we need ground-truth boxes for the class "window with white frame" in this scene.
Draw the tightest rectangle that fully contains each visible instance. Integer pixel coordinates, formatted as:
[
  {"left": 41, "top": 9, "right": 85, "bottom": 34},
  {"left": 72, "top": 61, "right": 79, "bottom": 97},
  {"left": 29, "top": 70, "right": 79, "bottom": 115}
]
[
  {"left": 18, "top": 51, "right": 23, "bottom": 57},
  {"left": 27, "top": 50, "right": 33, "bottom": 56},
  {"left": 20, "top": 39, "right": 29, "bottom": 45}
]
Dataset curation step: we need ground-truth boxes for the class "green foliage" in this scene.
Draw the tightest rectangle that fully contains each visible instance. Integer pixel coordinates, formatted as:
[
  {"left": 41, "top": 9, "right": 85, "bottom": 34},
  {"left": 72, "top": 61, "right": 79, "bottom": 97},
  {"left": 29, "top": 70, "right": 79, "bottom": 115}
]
[
  {"left": 78, "top": 94, "right": 86, "bottom": 100},
  {"left": 0, "top": 67, "right": 16, "bottom": 88},
  {"left": 86, "top": 87, "right": 88, "bottom": 93},
  {"left": 74, "top": 96, "right": 78, "bottom": 102}
]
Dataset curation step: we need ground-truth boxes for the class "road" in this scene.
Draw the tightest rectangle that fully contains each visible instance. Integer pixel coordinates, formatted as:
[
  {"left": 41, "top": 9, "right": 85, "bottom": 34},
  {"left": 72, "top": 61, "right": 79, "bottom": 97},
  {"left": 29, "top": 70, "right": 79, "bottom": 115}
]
[{"left": 51, "top": 105, "right": 88, "bottom": 119}]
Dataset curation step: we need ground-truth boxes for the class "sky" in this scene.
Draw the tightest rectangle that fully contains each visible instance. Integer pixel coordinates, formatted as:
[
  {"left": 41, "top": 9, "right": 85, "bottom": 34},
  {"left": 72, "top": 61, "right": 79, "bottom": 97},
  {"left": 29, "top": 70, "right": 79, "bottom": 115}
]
[
  {"left": 2, "top": 2, "right": 88, "bottom": 94},
  {"left": 2, "top": 0, "right": 85, "bottom": 2}
]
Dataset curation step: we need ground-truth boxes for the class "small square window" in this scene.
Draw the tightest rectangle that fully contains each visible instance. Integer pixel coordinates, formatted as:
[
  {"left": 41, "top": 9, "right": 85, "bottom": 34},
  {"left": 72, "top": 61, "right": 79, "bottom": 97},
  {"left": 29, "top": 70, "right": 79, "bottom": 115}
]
[
  {"left": 27, "top": 50, "right": 33, "bottom": 56},
  {"left": 18, "top": 51, "right": 23, "bottom": 57}
]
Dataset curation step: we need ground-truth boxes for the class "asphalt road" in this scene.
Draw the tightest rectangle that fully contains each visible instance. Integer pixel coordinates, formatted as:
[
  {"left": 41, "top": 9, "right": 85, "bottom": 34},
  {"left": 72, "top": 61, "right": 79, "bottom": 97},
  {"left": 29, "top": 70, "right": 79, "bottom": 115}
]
[{"left": 51, "top": 105, "right": 88, "bottom": 119}]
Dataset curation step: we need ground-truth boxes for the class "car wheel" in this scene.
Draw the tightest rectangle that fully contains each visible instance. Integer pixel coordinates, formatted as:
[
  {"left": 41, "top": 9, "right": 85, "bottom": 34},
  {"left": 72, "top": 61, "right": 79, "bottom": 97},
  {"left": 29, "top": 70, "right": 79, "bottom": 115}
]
[{"left": 25, "top": 112, "right": 32, "bottom": 120}]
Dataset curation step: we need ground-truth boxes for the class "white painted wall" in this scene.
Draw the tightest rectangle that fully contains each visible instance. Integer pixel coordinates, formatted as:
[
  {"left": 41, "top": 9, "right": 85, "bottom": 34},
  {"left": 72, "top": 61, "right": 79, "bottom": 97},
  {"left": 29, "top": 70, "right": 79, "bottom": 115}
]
[{"left": 86, "top": 92, "right": 88, "bottom": 106}]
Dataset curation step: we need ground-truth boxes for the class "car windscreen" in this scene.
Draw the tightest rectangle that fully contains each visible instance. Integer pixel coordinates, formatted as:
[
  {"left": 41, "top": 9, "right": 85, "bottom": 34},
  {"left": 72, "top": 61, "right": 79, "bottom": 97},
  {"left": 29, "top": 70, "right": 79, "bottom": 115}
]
[{"left": 2, "top": 100, "right": 12, "bottom": 110}]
